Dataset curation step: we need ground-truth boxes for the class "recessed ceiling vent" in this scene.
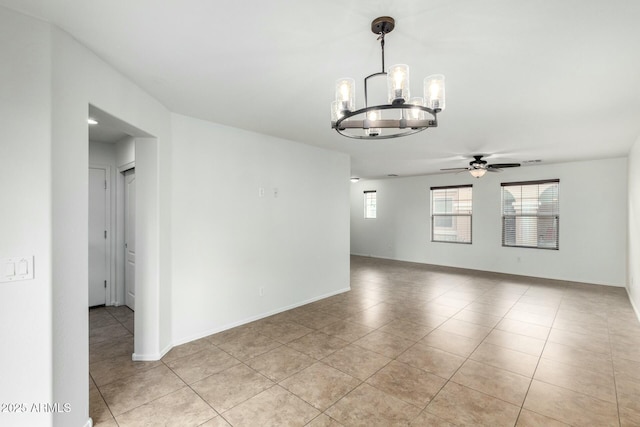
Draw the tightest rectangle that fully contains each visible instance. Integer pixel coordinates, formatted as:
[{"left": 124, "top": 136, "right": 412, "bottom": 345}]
[{"left": 522, "top": 159, "right": 543, "bottom": 165}]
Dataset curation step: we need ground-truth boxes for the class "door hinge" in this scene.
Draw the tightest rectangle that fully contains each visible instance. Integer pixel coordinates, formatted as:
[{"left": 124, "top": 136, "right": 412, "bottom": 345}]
[
  {"left": 104, "top": 280, "right": 107, "bottom": 288},
  {"left": 104, "top": 230, "right": 107, "bottom": 239},
  {"left": 104, "top": 180, "right": 107, "bottom": 190}
]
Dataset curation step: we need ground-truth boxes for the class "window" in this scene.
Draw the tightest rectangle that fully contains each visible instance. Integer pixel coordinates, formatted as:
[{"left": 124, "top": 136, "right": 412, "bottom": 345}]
[
  {"left": 364, "top": 191, "right": 377, "bottom": 219},
  {"left": 502, "top": 180, "right": 559, "bottom": 249},
  {"left": 431, "top": 185, "right": 472, "bottom": 243}
]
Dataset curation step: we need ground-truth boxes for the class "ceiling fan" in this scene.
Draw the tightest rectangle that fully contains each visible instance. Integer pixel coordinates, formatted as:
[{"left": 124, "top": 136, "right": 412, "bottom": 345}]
[{"left": 441, "top": 155, "right": 521, "bottom": 178}]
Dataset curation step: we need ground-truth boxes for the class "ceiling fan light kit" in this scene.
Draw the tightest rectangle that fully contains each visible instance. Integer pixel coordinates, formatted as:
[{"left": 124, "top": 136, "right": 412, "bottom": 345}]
[
  {"left": 441, "top": 155, "right": 521, "bottom": 178},
  {"left": 331, "top": 16, "right": 445, "bottom": 139}
]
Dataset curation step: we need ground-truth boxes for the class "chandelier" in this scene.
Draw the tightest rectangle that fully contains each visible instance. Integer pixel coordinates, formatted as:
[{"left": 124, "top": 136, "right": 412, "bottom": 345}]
[{"left": 331, "top": 16, "right": 445, "bottom": 139}]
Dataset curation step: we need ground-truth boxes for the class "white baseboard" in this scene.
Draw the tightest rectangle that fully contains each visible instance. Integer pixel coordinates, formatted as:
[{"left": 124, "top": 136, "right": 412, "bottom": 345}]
[{"left": 131, "top": 348, "right": 170, "bottom": 361}]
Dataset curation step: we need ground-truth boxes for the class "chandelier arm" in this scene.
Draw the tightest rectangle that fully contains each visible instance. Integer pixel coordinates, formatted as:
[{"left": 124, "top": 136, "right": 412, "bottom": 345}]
[
  {"left": 364, "top": 72, "right": 387, "bottom": 109},
  {"left": 380, "top": 32, "right": 386, "bottom": 73}
]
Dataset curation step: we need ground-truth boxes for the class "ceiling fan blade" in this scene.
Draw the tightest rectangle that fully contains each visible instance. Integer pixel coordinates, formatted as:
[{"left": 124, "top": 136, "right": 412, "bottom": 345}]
[
  {"left": 488, "top": 163, "right": 520, "bottom": 168},
  {"left": 440, "top": 167, "right": 470, "bottom": 171},
  {"left": 486, "top": 168, "right": 502, "bottom": 172}
]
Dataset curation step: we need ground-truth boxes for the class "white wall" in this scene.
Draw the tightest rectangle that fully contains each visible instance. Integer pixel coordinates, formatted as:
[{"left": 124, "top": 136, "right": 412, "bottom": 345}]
[
  {"left": 628, "top": 137, "right": 640, "bottom": 315},
  {"left": 50, "top": 24, "right": 173, "bottom": 425},
  {"left": 170, "top": 114, "right": 351, "bottom": 344},
  {"left": 0, "top": 8, "right": 53, "bottom": 427},
  {"left": 351, "top": 158, "right": 628, "bottom": 287}
]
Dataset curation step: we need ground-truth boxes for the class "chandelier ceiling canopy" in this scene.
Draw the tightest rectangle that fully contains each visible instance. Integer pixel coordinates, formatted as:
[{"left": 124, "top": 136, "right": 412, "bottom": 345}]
[{"left": 331, "top": 16, "right": 445, "bottom": 140}]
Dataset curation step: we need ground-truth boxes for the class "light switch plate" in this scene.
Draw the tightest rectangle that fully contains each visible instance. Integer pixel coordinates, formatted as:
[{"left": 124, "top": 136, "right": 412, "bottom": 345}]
[{"left": 0, "top": 256, "right": 34, "bottom": 283}]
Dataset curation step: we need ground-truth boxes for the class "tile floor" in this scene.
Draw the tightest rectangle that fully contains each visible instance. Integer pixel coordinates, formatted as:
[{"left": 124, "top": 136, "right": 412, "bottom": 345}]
[{"left": 90, "top": 256, "right": 640, "bottom": 426}]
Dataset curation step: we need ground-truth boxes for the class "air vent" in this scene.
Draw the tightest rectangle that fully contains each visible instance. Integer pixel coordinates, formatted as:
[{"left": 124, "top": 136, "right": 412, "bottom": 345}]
[{"left": 522, "top": 159, "right": 542, "bottom": 165}]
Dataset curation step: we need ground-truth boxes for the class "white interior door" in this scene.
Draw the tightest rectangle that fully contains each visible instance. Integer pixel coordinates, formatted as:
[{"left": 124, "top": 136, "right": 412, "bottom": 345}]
[
  {"left": 124, "top": 169, "right": 136, "bottom": 310},
  {"left": 89, "top": 167, "right": 108, "bottom": 307}
]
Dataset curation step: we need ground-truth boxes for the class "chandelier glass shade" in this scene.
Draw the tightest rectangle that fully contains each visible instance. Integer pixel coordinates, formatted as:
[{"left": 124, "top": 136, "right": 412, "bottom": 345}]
[{"left": 331, "top": 17, "right": 445, "bottom": 139}]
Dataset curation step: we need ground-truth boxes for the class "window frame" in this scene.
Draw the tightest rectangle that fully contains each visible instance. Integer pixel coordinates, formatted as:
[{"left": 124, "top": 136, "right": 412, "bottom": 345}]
[
  {"left": 430, "top": 184, "right": 473, "bottom": 244},
  {"left": 501, "top": 179, "right": 559, "bottom": 250},
  {"left": 364, "top": 190, "right": 377, "bottom": 219}
]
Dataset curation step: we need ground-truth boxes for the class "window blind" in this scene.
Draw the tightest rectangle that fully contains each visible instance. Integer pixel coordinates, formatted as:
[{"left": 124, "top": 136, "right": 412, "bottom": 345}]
[{"left": 501, "top": 180, "right": 559, "bottom": 249}]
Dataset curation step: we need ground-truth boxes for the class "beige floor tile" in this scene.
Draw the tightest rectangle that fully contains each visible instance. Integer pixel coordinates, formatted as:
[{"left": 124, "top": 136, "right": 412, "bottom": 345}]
[
  {"left": 286, "top": 330, "right": 349, "bottom": 360},
  {"left": 344, "top": 306, "right": 398, "bottom": 328},
  {"left": 366, "top": 360, "right": 446, "bottom": 409},
  {"left": 105, "top": 305, "right": 134, "bottom": 323},
  {"left": 99, "top": 365, "right": 185, "bottom": 415},
  {"left": 254, "top": 320, "right": 313, "bottom": 343},
  {"left": 552, "top": 316, "right": 609, "bottom": 336},
  {"left": 216, "top": 330, "right": 281, "bottom": 360},
  {"left": 292, "top": 310, "right": 341, "bottom": 330},
  {"left": 616, "top": 376, "right": 640, "bottom": 413},
  {"left": 430, "top": 296, "right": 470, "bottom": 310},
  {"left": 511, "top": 302, "right": 557, "bottom": 317},
  {"left": 319, "top": 320, "right": 374, "bottom": 342},
  {"left": 484, "top": 329, "right": 546, "bottom": 356},
  {"left": 166, "top": 346, "right": 240, "bottom": 384},
  {"left": 420, "top": 329, "right": 482, "bottom": 357},
  {"left": 504, "top": 309, "right": 554, "bottom": 327},
  {"left": 94, "top": 419, "right": 119, "bottom": 427},
  {"left": 620, "top": 405, "right": 640, "bottom": 427},
  {"left": 542, "top": 341, "right": 613, "bottom": 375},
  {"left": 465, "top": 301, "right": 513, "bottom": 317},
  {"left": 451, "top": 359, "right": 530, "bottom": 405},
  {"left": 114, "top": 386, "right": 217, "bottom": 426},
  {"left": 470, "top": 342, "right": 539, "bottom": 377},
  {"left": 523, "top": 380, "right": 619, "bottom": 427},
  {"left": 496, "top": 318, "right": 550, "bottom": 340},
  {"left": 534, "top": 357, "right": 617, "bottom": 403},
  {"left": 397, "top": 343, "right": 465, "bottom": 379},
  {"left": 352, "top": 330, "right": 415, "bottom": 358},
  {"left": 409, "top": 410, "right": 457, "bottom": 426},
  {"left": 516, "top": 409, "right": 570, "bottom": 426},
  {"left": 399, "top": 309, "right": 449, "bottom": 328},
  {"left": 322, "top": 344, "right": 390, "bottom": 381},
  {"left": 611, "top": 339, "right": 640, "bottom": 362},
  {"left": 377, "top": 318, "right": 434, "bottom": 341},
  {"left": 89, "top": 323, "right": 132, "bottom": 345},
  {"left": 420, "top": 302, "right": 463, "bottom": 317},
  {"left": 222, "top": 385, "right": 319, "bottom": 426},
  {"left": 306, "top": 414, "right": 344, "bottom": 426},
  {"left": 437, "top": 318, "right": 492, "bottom": 340},
  {"left": 280, "top": 362, "right": 360, "bottom": 410},
  {"left": 89, "top": 308, "right": 120, "bottom": 328},
  {"left": 191, "top": 364, "right": 274, "bottom": 413},
  {"left": 547, "top": 327, "right": 611, "bottom": 355},
  {"left": 198, "top": 415, "right": 232, "bottom": 426},
  {"left": 426, "top": 382, "right": 520, "bottom": 426},
  {"left": 326, "top": 383, "right": 421, "bottom": 426},
  {"left": 161, "top": 337, "right": 213, "bottom": 363},
  {"left": 245, "top": 345, "right": 316, "bottom": 382},
  {"left": 614, "top": 357, "right": 640, "bottom": 381},
  {"left": 453, "top": 309, "right": 502, "bottom": 327},
  {"left": 90, "top": 335, "right": 134, "bottom": 364},
  {"left": 90, "top": 387, "right": 116, "bottom": 425},
  {"left": 90, "top": 355, "right": 162, "bottom": 387}
]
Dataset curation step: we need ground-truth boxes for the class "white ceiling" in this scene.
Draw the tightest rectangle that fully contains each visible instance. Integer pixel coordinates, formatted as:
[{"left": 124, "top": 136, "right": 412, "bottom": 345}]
[{"left": 5, "top": 0, "right": 640, "bottom": 178}]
